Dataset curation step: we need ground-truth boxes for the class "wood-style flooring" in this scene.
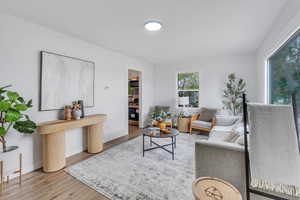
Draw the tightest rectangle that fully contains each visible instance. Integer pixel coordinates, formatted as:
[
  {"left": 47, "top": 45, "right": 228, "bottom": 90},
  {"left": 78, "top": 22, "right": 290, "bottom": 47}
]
[{"left": 0, "top": 125, "right": 141, "bottom": 200}]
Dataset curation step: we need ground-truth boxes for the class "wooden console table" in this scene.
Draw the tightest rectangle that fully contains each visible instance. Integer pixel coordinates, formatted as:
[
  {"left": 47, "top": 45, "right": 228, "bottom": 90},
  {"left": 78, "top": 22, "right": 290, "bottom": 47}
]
[{"left": 37, "top": 114, "right": 106, "bottom": 172}]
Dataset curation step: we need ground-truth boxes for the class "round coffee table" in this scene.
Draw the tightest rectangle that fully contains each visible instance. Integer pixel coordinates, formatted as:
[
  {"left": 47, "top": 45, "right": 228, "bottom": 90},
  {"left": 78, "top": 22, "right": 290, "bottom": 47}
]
[{"left": 142, "top": 127, "right": 179, "bottom": 160}]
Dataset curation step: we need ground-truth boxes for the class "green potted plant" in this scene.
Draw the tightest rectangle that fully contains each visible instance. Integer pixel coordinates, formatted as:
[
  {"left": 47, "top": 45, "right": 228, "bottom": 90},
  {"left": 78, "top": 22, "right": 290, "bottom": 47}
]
[
  {"left": 150, "top": 110, "right": 171, "bottom": 130},
  {"left": 222, "top": 73, "right": 246, "bottom": 116},
  {"left": 0, "top": 85, "right": 37, "bottom": 152}
]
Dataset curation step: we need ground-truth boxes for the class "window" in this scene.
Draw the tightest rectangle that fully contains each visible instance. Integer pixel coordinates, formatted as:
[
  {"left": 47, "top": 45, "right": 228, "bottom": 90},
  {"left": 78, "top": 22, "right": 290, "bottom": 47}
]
[
  {"left": 177, "top": 72, "right": 199, "bottom": 108},
  {"left": 268, "top": 30, "right": 300, "bottom": 150},
  {"left": 268, "top": 31, "right": 300, "bottom": 105}
]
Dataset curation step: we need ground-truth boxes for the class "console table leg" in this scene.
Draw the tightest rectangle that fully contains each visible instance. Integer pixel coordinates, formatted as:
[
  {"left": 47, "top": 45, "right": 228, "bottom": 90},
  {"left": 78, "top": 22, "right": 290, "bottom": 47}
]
[
  {"left": 87, "top": 124, "right": 103, "bottom": 153},
  {"left": 42, "top": 131, "right": 65, "bottom": 172}
]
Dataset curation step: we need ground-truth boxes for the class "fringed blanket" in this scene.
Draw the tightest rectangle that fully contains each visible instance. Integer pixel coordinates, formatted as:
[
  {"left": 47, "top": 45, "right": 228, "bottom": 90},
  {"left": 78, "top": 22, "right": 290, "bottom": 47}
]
[{"left": 248, "top": 103, "right": 300, "bottom": 197}]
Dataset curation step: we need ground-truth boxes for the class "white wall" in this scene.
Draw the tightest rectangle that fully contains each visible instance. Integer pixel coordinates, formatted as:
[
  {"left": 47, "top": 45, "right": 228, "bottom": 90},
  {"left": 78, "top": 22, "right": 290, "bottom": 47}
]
[
  {"left": 0, "top": 13, "right": 155, "bottom": 174},
  {"left": 256, "top": 0, "right": 300, "bottom": 103},
  {"left": 154, "top": 55, "right": 257, "bottom": 110}
]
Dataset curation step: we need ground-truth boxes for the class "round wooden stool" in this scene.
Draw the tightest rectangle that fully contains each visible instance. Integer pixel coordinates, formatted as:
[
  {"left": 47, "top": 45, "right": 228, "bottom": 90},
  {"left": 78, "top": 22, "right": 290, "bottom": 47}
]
[{"left": 192, "top": 177, "right": 242, "bottom": 200}]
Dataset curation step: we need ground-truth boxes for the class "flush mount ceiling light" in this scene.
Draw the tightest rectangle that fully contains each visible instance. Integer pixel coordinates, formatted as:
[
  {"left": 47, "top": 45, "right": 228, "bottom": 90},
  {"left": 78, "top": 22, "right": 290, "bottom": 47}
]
[{"left": 144, "top": 21, "right": 162, "bottom": 31}]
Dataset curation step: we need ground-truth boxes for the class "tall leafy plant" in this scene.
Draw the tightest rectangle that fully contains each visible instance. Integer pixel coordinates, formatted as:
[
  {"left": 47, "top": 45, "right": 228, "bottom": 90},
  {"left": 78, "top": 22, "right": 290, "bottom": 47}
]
[
  {"left": 222, "top": 73, "right": 246, "bottom": 116},
  {"left": 0, "top": 85, "right": 37, "bottom": 152}
]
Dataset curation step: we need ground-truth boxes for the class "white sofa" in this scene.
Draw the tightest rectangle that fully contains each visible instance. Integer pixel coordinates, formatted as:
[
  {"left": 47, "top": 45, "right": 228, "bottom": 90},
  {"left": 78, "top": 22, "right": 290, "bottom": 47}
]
[{"left": 194, "top": 115, "right": 274, "bottom": 199}]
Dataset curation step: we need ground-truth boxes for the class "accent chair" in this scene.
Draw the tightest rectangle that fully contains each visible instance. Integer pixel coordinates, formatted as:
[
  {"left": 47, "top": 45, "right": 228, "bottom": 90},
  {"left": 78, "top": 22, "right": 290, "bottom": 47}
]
[{"left": 189, "top": 107, "right": 217, "bottom": 134}]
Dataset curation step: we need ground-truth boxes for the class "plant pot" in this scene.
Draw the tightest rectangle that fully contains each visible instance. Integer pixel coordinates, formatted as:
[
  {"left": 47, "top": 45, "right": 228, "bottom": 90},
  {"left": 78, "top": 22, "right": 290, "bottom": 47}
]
[
  {"left": 177, "top": 117, "right": 191, "bottom": 133},
  {"left": 1, "top": 145, "right": 21, "bottom": 184},
  {"left": 157, "top": 121, "right": 167, "bottom": 130}
]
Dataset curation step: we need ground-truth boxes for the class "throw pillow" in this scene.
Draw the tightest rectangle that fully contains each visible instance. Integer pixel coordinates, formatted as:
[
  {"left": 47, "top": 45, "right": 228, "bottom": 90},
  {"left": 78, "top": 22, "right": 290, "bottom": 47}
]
[
  {"left": 235, "top": 135, "right": 244, "bottom": 145},
  {"left": 233, "top": 123, "right": 249, "bottom": 135},
  {"left": 208, "top": 130, "right": 238, "bottom": 142},
  {"left": 229, "top": 133, "right": 240, "bottom": 143},
  {"left": 234, "top": 134, "right": 250, "bottom": 146},
  {"left": 198, "top": 107, "right": 217, "bottom": 122},
  {"left": 215, "top": 115, "right": 239, "bottom": 126}
]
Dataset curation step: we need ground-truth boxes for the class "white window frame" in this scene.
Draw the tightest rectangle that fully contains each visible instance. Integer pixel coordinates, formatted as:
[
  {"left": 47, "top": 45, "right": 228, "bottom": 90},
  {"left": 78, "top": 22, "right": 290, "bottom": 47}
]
[
  {"left": 264, "top": 26, "right": 300, "bottom": 104},
  {"left": 266, "top": 28, "right": 300, "bottom": 104},
  {"left": 176, "top": 71, "right": 200, "bottom": 108}
]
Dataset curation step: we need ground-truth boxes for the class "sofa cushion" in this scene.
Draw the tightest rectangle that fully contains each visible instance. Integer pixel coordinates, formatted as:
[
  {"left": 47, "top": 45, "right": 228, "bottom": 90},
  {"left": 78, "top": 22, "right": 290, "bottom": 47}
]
[
  {"left": 198, "top": 107, "right": 217, "bottom": 122},
  {"left": 215, "top": 115, "right": 239, "bottom": 126},
  {"left": 234, "top": 134, "right": 250, "bottom": 146},
  {"left": 211, "top": 125, "right": 235, "bottom": 133},
  {"left": 191, "top": 120, "right": 212, "bottom": 129},
  {"left": 234, "top": 135, "right": 244, "bottom": 145},
  {"left": 208, "top": 130, "right": 238, "bottom": 142},
  {"left": 233, "top": 123, "right": 249, "bottom": 136}
]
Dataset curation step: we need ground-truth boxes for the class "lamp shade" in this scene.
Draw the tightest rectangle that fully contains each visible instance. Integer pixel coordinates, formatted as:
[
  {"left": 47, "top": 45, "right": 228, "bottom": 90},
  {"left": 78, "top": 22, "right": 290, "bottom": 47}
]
[{"left": 179, "top": 97, "right": 189, "bottom": 106}]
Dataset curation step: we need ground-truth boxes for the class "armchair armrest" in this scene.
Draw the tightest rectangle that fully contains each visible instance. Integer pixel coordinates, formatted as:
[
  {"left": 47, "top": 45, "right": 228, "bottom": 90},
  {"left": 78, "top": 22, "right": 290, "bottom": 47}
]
[
  {"left": 211, "top": 117, "right": 216, "bottom": 129},
  {"left": 191, "top": 114, "right": 199, "bottom": 121},
  {"left": 195, "top": 140, "right": 244, "bottom": 152}
]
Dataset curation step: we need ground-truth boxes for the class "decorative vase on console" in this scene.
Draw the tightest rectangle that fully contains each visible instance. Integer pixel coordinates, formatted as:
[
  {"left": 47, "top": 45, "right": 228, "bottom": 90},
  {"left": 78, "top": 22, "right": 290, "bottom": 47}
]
[
  {"left": 72, "top": 109, "right": 81, "bottom": 120},
  {"left": 78, "top": 100, "right": 85, "bottom": 118},
  {"left": 64, "top": 106, "right": 72, "bottom": 120},
  {"left": 72, "top": 101, "right": 81, "bottom": 120}
]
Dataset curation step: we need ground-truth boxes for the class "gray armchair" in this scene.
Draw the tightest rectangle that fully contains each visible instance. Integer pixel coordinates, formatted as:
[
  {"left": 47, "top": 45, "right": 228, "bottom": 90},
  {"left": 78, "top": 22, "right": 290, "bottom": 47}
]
[{"left": 195, "top": 140, "right": 246, "bottom": 199}]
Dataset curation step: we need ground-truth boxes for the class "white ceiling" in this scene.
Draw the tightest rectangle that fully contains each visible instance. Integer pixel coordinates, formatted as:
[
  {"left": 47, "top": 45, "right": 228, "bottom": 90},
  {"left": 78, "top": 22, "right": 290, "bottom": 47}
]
[{"left": 0, "top": 0, "right": 287, "bottom": 65}]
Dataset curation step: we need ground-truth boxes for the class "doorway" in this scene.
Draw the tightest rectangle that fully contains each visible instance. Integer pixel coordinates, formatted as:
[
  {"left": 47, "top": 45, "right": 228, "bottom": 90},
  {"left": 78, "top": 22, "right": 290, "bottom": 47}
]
[{"left": 128, "top": 69, "right": 141, "bottom": 137}]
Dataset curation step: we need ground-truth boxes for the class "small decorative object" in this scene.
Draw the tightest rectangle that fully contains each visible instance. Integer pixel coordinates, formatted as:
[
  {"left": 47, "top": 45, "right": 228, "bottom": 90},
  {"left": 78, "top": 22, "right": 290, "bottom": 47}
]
[
  {"left": 64, "top": 106, "right": 72, "bottom": 120},
  {"left": 222, "top": 73, "right": 246, "bottom": 116},
  {"left": 72, "top": 109, "right": 81, "bottom": 120},
  {"left": 78, "top": 100, "right": 85, "bottom": 118},
  {"left": 150, "top": 109, "right": 171, "bottom": 130},
  {"left": 0, "top": 85, "right": 37, "bottom": 153},
  {"left": 148, "top": 127, "right": 160, "bottom": 136},
  {"left": 161, "top": 129, "right": 171, "bottom": 134},
  {"left": 72, "top": 101, "right": 81, "bottom": 120},
  {"left": 158, "top": 121, "right": 167, "bottom": 130}
]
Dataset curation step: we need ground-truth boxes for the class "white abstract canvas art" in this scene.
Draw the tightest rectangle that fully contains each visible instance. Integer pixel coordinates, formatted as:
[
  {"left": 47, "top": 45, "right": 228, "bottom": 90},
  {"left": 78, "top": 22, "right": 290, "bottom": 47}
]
[{"left": 40, "top": 51, "right": 94, "bottom": 110}]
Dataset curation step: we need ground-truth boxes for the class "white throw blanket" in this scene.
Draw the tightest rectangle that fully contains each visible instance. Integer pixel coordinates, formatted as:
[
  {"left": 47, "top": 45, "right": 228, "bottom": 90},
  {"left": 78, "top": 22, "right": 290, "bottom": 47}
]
[{"left": 248, "top": 103, "right": 300, "bottom": 197}]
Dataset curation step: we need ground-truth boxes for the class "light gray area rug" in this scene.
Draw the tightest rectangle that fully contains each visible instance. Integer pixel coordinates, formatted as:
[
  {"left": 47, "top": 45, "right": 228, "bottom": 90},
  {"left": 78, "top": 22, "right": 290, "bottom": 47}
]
[{"left": 65, "top": 133, "right": 207, "bottom": 200}]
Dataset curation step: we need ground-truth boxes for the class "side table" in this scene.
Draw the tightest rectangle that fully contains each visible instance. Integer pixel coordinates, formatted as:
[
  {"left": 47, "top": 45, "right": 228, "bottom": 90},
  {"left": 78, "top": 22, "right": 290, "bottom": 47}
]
[
  {"left": 192, "top": 177, "right": 242, "bottom": 200},
  {"left": 177, "top": 117, "right": 191, "bottom": 133}
]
